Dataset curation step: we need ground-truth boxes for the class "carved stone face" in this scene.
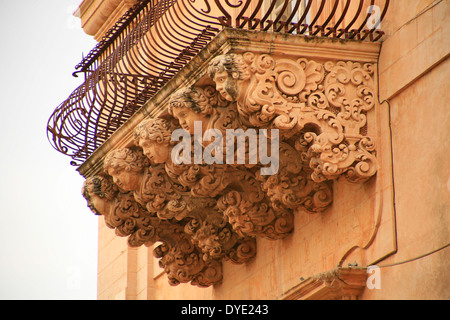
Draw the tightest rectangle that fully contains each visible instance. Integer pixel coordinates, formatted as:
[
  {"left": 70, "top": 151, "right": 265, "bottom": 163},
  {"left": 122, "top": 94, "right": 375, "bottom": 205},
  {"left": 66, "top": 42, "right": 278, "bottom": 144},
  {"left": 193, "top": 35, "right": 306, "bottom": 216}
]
[
  {"left": 171, "top": 105, "right": 209, "bottom": 135},
  {"left": 107, "top": 167, "right": 141, "bottom": 191},
  {"left": 134, "top": 118, "right": 174, "bottom": 164},
  {"left": 82, "top": 176, "right": 118, "bottom": 217},
  {"left": 138, "top": 138, "right": 171, "bottom": 164},
  {"left": 213, "top": 69, "right": 239, "bottom": 102},
  {"left": 88, "top": 193, "right": 110, "bottom": 217}
]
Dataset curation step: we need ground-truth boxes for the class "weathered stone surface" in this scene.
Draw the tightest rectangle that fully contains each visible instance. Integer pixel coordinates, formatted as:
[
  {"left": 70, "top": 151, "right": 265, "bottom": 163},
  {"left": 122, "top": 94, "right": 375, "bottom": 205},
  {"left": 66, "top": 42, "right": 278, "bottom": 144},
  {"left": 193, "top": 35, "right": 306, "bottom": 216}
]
[
  {"left": 85, "top": 1, "right": 449, "bottom": 301},
  {"left": 83, "top": 48, "right": 379, "bottom": 288}
]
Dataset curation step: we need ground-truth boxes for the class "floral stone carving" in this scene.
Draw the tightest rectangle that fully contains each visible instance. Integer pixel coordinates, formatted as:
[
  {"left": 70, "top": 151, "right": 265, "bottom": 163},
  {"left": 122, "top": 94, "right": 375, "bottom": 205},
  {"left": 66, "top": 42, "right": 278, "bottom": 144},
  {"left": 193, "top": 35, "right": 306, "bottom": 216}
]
[{"left": 83, "top": 52, "right": 378, "bottom": 287}]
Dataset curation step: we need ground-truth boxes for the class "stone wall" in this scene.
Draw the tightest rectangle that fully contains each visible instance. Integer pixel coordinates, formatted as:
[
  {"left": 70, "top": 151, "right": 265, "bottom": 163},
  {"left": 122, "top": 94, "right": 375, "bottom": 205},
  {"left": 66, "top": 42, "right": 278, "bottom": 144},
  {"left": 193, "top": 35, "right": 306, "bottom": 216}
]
[{"left": 91, "top": 0, "right": 449, "bottom": 300}]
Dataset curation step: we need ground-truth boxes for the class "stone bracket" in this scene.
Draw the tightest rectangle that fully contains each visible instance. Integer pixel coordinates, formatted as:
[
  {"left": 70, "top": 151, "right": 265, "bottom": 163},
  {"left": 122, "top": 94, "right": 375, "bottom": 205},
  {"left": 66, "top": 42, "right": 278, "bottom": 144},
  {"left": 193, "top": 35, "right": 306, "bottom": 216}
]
[{"left": 81, "top": 30, "right": 382, "bottom": 289}]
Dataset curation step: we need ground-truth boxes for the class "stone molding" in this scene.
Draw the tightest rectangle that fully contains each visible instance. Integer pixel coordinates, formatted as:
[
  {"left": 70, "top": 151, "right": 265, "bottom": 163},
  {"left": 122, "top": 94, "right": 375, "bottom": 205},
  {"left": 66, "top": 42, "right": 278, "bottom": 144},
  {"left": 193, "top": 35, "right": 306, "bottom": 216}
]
[
  {"left": 77, "top": 0, "right": 138, "bottom": 40},
  {"left": 280, "top": 267, "right": 368, "bottom": 300},
  {"left": 81, "top": 30, "right": 381, "bottom": 288}
]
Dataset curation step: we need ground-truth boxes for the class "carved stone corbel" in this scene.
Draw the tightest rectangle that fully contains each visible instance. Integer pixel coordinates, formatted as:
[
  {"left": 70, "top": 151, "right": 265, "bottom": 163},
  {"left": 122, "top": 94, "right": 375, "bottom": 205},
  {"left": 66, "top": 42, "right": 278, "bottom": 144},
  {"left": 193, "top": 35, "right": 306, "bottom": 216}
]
[
  {"left": 82, "top": 49, "right": 379, "bottom": 289},
  {"left": 133, "top": 117, "right": 258, "bottom": 263},
  {"left": 184, "top": 211, "right": 256, "bottom": 263},
  {"left": 256, "top": 142, "right": 333, "bottom": 213},
  {"left": 153, "top": 223, "right": 223, "bottom": 288},
  {"left": 103, "top": 147, "right": 196, "bottom": 221},
  {"left": 82, "top": 174, "right": 225, "bottom": 287},
  {"left": 304, "top": 61, "right": 378, "bottom": 183},
  {"left": 82, "top": 175, "right": 159, "bottom": 247},
  {"left": 89, "top": 146, "right": 258, "bottom": 287},
  {"left": 208, "top": 53, "right": 378, "bottom": 184}
]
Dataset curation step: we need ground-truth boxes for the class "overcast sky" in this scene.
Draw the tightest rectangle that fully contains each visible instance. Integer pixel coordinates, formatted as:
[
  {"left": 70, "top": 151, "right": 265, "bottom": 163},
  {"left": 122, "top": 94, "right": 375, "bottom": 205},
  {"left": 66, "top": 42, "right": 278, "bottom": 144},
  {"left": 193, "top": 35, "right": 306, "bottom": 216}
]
[{"left": 0, "top": 1, "right": 99, "bottom": 299}]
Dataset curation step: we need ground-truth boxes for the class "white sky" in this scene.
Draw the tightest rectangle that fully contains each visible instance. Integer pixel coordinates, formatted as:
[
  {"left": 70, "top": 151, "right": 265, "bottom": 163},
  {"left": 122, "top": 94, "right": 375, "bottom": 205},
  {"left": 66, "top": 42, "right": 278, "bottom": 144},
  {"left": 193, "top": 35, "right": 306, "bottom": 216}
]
[{"left": 0, "top": 1, "right": 100, "bottom": 299}]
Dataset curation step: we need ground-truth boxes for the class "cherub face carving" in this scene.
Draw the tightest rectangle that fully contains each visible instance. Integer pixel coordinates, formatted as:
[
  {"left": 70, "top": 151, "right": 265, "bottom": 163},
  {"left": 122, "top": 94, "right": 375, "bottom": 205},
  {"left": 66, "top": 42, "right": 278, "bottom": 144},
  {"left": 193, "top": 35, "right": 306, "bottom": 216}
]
[
  {"left": 106, "top": 166, "right": 141, "bottom": 191},
  {"left": 208, "top": 54, "right": 248, "bottom": 102},
  {"left": 170, "top": 105, "right": 210, "bottom": 135},
  {"left": 103, "top": 148, "right": 149, "bottom": 192},
  {"left": 212, "top": 69, "right": 239, "bottom": 102},
  {"left": 168, "top": 87, "right": 213, "bottom": 135},
  {"left": 138, "top": 139, "right": 170, "bottom": 164},
  {"left": 134, "top": 119, "right": 174, "bottom": 164},
  {"left": 82, "top": 176, "right": 117, "bottom": 217},
  {"left": 88, "top": 193, "right": 109, "bottom": 216}
]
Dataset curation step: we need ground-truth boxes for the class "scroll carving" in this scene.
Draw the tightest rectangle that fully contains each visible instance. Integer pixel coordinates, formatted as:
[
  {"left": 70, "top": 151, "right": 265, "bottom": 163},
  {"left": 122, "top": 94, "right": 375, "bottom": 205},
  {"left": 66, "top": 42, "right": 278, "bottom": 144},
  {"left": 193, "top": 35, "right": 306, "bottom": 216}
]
[
  {"left": 153, "top": 223, "right": 223, "bottom": 288},
  {"left": 208, "top": 53, "right": 378, "bottom": 183},
  {"left": 256, "top": 142, "right": 333, "bottom": 213},
  {"left": 82, "top": 52, "right": 378, "bottom": 288}
]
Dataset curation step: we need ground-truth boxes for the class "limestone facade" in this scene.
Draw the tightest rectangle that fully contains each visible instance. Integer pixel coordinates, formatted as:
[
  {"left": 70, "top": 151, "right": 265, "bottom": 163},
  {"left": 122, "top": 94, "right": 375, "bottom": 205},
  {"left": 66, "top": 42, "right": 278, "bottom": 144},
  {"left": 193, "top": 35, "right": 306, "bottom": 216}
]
[{"left": 72, "top": 0, "right": 449, "bottom": 300}]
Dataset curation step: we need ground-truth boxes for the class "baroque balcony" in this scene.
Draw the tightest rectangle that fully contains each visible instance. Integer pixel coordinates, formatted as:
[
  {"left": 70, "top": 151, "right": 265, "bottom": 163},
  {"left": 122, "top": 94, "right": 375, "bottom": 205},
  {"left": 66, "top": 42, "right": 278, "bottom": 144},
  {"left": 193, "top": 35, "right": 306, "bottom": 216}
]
[{"left": 47, "top": 0, "right": 394, "bottom": 293}]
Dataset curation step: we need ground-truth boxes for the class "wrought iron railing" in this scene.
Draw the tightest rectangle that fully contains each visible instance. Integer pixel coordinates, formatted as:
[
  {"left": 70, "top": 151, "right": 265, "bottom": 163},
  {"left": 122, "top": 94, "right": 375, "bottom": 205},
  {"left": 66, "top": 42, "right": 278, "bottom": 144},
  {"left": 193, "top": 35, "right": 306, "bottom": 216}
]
[{"left": 47, "top": 0, "right": 390, "bottom": 166}]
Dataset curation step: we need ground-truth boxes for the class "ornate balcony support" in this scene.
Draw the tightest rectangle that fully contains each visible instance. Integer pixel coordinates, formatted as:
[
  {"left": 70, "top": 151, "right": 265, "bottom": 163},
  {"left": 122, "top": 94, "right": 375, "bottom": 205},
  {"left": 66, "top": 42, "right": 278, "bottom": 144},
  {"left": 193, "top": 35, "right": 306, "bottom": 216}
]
[
  {"left": 81, "top": 29, "right": 382, "bottom": 288},
  {"left": 48, "top": 0, "right": 389, "bottom": 166}
]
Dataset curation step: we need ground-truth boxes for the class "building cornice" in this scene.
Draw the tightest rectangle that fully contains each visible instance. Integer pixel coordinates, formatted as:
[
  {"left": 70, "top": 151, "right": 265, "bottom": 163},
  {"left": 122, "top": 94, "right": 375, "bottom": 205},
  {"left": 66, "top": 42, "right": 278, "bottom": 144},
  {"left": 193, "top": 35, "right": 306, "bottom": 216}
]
[{"left": 77, "top": 0, "right": 138, "bottom": 40}]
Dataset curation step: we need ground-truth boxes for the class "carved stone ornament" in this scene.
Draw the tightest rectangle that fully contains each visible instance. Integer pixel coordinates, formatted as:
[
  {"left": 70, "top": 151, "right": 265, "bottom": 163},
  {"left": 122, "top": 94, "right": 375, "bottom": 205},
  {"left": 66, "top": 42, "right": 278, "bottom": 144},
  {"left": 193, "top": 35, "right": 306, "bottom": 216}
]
[
  {"left": 280, "top": 267, "right": 369, "bottom": 300},
  {"left": 83, "top": 52, "right": 378, "bottom": 287}
]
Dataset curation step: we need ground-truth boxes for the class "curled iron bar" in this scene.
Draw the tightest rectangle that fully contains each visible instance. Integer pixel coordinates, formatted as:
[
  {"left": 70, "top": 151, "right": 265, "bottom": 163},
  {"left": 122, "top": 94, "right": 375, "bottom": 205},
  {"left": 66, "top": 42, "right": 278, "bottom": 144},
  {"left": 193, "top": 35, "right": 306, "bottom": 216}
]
[{"left": 47, "top": 0, "right": 390, "bottom": 166}]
